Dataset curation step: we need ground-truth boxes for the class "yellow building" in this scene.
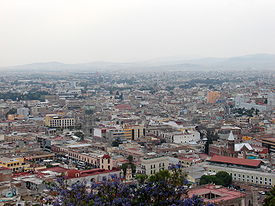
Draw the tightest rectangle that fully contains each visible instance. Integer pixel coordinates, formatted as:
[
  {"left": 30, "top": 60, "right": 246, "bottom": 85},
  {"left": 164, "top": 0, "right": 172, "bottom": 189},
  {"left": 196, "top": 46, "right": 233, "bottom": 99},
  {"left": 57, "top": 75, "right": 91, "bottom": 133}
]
[
  {"left": 0, "top": 157, "right": 30, "bottom": 173},
  {"left": 107, "top": 125, "right": 145, "bottom": 141},
  {"left": 207, "top": 91, "right": 220, "bottom": 104},
  {"left": 44, "top": 114, "right": 75, "bottom": 128}
]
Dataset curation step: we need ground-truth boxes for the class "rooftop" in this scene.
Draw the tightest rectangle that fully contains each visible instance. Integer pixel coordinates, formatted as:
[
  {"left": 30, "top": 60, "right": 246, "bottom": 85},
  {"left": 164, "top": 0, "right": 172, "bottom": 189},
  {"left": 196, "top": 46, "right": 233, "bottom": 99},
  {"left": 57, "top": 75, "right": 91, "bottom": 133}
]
[
  {"left": 188, "top": 184, "right": 246, "bottom": 203},
  {"left": 208, "top": 155, "right": 261, "bottom": 168}
]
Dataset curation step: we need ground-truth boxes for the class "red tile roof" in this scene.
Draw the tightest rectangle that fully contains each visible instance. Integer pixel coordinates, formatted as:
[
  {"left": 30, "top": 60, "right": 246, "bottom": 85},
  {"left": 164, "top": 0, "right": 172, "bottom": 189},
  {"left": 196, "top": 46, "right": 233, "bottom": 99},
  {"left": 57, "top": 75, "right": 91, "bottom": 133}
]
[
  {"left": 188, "top": 184, "right": 246, "bottom": 203},
  {"left": 209, "top": 155, "right": 261, "bottom": 167},
  {"left": 115, "top": 104, "right": 132, "bottom": 110}
]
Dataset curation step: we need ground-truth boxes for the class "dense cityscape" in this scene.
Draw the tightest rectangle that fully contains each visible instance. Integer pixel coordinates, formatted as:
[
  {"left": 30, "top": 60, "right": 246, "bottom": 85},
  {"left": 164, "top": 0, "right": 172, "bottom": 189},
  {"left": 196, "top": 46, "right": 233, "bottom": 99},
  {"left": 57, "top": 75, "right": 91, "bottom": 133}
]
[
  {"left": 1, "top": 0, "right": 275, "bottom": 205},
  {"left": 0, "top": 69, "right": 274, "bottom": 205}
]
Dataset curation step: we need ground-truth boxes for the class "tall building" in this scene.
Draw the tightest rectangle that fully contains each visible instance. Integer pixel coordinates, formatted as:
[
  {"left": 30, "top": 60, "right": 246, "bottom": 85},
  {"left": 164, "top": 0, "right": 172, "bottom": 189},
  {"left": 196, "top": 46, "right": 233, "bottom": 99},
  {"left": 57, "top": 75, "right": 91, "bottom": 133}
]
[
  {"left": 207, "top": 91, "right": 220, "bottom": 104},
  {"left": 44, "top": 114, "right": 75, "bottom": 128}
]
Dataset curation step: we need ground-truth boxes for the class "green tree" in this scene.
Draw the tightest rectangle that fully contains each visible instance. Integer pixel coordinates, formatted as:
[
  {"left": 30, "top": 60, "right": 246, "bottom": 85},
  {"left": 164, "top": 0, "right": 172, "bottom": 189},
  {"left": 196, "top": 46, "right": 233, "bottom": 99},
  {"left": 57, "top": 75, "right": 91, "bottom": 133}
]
[
  {"left": 264, "top": 186, "right": 275, "bottom": 206},
  {"left": 121, "top": 163, "right": 136, "bottom": 176},
  {"left": 127, "top": 155, "right": 133, "bottom": 163},
  {"left": 200, "top": 171, "right": 232, "bottom": 187},
  {"left": 74, "top": 131, "right": 85, "bottom": 141},
  {"left": 135, "top": 174, "right": 148, "bottom": 184}
]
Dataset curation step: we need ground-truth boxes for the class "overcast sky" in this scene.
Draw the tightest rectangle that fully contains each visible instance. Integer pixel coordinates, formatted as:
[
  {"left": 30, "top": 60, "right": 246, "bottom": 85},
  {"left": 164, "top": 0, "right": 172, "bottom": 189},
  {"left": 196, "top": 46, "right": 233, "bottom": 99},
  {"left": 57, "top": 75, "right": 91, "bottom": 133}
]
[{"left": 1, "top": 0, "right": 275, "bottom": 67}]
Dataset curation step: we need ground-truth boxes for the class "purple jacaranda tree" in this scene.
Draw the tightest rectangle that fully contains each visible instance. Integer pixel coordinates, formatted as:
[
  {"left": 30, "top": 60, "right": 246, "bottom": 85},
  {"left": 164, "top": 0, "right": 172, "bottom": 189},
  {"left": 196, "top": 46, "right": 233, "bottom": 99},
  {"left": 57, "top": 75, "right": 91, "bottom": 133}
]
[{"left": 48, "top": 166, "right": 214, "bottom": 206}]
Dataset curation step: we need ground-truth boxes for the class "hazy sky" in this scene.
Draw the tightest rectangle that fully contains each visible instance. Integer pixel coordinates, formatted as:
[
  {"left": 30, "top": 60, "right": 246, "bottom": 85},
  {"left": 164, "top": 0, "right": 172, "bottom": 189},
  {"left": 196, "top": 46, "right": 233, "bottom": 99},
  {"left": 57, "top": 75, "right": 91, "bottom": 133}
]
[{"left": 1, "top": 0, "right": 275, "bottom": 67}]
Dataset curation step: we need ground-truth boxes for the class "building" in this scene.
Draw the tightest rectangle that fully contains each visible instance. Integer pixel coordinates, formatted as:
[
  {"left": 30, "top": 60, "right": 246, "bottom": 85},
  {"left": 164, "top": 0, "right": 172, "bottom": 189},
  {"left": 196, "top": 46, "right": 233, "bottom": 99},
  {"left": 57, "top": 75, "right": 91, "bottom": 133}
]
[
  {"left": 44, "top": 114, "right": 75, "bottom": 128},
  {"left": 0, "top": 157, "right": 30, "bottom": 173},
  {"left": 188, "top": 184, "right": 253, "bottom": 206},
  {"left": 0, "top": 166, "right": 12, "bottom": 182},
  {"left": 207, "top": 91, "right": 220, "bottom": 104},
  {"left": 138, "top": 156, "right": 169, "bottom": 175},
  {"left": 205, "top": 155, "right": 275, "bottom": 187},
  {"left": 261, "top": 137, "right": 275, "bottom": 153},
  {"left": 94, "top": 125, "right": 145, "bottom": 141}
]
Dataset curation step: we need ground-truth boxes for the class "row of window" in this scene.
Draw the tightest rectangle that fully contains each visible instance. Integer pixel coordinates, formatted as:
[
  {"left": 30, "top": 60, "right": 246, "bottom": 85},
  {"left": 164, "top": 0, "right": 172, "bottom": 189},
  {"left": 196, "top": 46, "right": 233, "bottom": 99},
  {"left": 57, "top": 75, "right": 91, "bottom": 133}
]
[
  {"left": 209, "top": 169, "right": 273, "bottom": 185},
  {"left": 150, "top": 162, "right": 165, "bottom": 169}
]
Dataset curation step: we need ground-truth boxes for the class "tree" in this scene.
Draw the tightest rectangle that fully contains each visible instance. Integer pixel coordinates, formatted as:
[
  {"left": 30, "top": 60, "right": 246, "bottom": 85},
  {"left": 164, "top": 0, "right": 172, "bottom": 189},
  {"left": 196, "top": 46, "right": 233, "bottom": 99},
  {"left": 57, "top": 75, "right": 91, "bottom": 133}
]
[
  {"left": 135, "top": 174, "right": 148, "bottom": 184},
  {"left": 200, "top": 171, "right": 232, "bottom": 187},
  {"left": 126, "top": 155, "right": 133, "bottom": 163},
  {"left": 121, "top": 162, "right": 136, "bottom": 176},
  {"left": 49, "top": 167, "right": 206, "bottom": 206},
  {"left": 264, "top": 186, "right": 275, "bottom": 206},
  {"left": 74, "top": 131, "right": 85, "bottom": 141},
  {"left": 111, "top": 139, "right": 122, "bottom": 147}
]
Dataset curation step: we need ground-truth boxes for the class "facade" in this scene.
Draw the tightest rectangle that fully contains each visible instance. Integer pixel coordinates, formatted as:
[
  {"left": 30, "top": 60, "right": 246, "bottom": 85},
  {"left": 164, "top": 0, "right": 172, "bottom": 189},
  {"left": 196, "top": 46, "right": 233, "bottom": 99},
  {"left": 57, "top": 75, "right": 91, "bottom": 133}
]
[
  {"left": 52, "top": 145, "right": 114, "bottom": 170},
  {"left": 206, "top": 164, "right": 274, "bottom": 187},
  {"left": 94, "top": 125, "right": 145, "bottom": 141},
  {"left": 261, "top": 137, "right": 275, "bottom": 153},
  {"left": 44, "top": 114, "right": 75, "bottom": 128},
  {"left": 205, "top": 155, "right": 274, "bottom": 187},
  {"left": 139, "top": 156, "right": 169, "bottom": 175},
  {"left": 0, "top": 157, "right": 30, "bottom": 173}
]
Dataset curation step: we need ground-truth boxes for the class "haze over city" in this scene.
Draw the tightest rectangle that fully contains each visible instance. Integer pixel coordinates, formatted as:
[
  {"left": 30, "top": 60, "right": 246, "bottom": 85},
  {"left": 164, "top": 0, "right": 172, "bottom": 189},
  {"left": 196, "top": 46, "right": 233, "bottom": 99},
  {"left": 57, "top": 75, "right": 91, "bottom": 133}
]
[{"left": 1, "top": 0, "right": 275, "bottom": 67}]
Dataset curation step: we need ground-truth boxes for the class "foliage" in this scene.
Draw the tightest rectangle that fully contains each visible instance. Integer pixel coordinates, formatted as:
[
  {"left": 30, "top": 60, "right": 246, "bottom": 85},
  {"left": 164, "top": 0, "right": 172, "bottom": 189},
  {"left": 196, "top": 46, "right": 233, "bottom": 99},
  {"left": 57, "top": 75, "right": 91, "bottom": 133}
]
[
  {"left": 74, "top": 131, "right": 85, "bottom": 141},
  {"left": 121, "top": 163, "right": 136, "bottom": 176},
  {"left": 264, "top": 186, "right": 275, "bottom": 206},
  {"left": 200, "top": 171, "right": 232, "bottom": 187},
  {"left": 49, "top": 167, "right": 209, "bottom": 206},
  {"left": 0, "top": 91, "right": 49, "bottom": 101},
  {"left": 112, "top": 138, "right": 122, "bottom": 147},
  {"left": 126, "top": 155, "right": 133, "bottom": 163},
  {"left": 232, "top": 107, "right": 259, "bottom": 117}
]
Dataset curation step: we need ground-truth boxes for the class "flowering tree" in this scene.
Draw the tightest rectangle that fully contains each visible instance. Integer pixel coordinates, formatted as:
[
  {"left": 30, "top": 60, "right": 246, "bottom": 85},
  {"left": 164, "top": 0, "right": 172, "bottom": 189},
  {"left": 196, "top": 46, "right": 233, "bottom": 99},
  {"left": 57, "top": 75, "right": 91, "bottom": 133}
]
[{"left": 47, "top": 166, "right": 213, "bottom": 206}]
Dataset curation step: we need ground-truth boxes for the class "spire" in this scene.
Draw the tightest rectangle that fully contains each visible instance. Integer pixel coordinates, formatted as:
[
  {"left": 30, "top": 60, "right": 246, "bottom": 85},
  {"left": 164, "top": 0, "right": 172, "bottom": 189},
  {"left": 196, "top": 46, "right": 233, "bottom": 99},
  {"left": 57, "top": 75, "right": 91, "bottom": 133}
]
[{"left": 228, "top": 131, "right": 235, "bottom": 141}]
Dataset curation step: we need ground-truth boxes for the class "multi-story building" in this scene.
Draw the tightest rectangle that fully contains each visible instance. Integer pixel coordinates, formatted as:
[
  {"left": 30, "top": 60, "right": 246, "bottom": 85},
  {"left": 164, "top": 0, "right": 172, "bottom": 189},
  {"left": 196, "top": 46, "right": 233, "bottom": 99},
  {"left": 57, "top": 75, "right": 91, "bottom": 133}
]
[
  {"left": 261, "top": 137, "right": 275, "bottom": 153},
  {"left": 138, "top": 156, "right": 169, "bottom": 175},
  {"left": 205, "top": 155, "right": 275, "bottom": 187},
  {"left": 0, "top": 157, "right": 30, "bottom": 173},
  {"left": 44, "top": 114, "right": 75, "bottom": 128},
  {"left": 94, "top": 125, "right": 145, "bottom": 141}
]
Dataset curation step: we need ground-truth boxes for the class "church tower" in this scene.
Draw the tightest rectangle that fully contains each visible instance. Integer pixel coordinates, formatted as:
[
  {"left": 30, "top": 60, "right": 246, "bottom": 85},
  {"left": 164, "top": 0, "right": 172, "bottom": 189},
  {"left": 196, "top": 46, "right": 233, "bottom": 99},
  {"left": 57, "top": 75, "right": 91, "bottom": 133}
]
[{"left": 227, "top": 131, "right": 235, "bottom": 156}]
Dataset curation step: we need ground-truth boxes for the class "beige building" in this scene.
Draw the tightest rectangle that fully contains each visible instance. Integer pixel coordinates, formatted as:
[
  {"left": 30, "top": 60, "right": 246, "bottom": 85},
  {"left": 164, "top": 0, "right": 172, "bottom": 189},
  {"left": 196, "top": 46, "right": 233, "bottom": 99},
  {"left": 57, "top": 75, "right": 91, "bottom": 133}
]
[
  {"left": 44, "top": 114, "right": 75, "bottom": 128},
  {"left": 205, "top": 164, "right": 275, "bottom": 187},
  {"left": 139, "top": 156, "right": 169, "bottom": 175}
]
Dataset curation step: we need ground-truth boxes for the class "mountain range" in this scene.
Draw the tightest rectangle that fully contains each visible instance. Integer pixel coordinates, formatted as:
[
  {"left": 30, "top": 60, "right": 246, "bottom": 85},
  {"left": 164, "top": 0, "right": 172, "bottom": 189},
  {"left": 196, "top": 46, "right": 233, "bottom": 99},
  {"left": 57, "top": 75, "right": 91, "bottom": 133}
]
[{"left": 1, "top": 54, "right": 275, "bottom": 72}]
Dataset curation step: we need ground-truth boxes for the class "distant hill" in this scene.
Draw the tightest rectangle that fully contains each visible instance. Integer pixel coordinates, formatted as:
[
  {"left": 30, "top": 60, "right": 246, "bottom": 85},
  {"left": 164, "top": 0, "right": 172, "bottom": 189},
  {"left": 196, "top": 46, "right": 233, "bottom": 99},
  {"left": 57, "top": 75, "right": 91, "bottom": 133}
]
[{"left": 1, "top": 54, "right": 275, "bottom": 72}]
